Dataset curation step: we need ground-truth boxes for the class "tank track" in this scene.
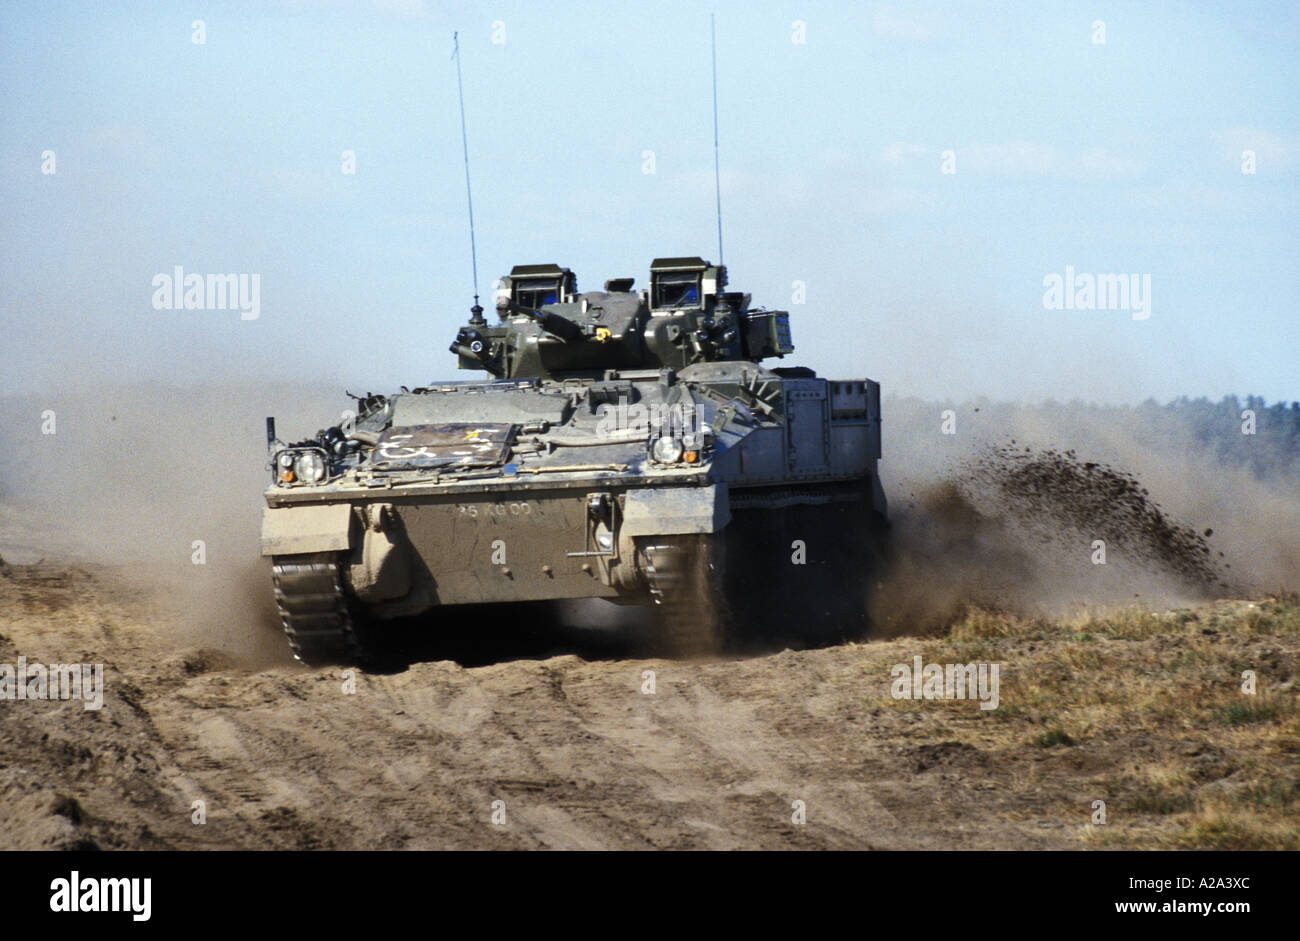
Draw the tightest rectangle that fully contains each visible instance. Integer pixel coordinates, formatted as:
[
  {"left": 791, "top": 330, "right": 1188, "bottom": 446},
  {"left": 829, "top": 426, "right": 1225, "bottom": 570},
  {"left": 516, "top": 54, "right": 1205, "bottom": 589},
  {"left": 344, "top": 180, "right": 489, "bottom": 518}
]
[
  {"left": 640, "top": 535, "right": 728, "bottom": 657},
  {"left": 270, "top": 554, "right": 369, "bottom": 666}
]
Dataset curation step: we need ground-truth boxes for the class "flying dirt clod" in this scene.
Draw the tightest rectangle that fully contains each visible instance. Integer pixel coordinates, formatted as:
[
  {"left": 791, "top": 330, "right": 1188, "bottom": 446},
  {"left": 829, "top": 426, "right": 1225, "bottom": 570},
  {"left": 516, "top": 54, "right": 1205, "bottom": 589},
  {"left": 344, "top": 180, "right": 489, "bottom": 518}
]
[{"left": 965, "top": 444, "right": 1231, "bottom": 592}]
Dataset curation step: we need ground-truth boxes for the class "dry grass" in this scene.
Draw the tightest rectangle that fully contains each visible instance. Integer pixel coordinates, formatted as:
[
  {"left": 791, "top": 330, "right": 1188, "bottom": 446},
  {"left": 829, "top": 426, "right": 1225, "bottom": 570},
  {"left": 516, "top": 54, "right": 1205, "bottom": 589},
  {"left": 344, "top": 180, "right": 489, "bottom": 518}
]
[{"left": 878, "top": 593, "right": 1300, "bottom": 848}]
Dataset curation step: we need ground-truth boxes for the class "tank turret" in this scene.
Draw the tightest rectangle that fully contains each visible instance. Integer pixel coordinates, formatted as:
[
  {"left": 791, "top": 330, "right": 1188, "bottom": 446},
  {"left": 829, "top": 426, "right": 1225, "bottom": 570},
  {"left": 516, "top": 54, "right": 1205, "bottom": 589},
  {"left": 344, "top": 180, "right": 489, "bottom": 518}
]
[{"left": 449, "top": 258, "right": 794, "bottom": 380}]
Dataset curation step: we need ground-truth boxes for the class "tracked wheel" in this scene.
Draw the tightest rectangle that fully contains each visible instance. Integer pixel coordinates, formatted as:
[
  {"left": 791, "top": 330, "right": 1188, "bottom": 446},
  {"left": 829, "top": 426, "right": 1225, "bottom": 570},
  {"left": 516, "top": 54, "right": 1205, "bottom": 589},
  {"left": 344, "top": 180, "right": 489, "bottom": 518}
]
[
  {"left": 270, "top": 553, "right": 376, "bottom": 666},
  {"left": 639, "top": 534, "right": 732, "bottom": 658}
]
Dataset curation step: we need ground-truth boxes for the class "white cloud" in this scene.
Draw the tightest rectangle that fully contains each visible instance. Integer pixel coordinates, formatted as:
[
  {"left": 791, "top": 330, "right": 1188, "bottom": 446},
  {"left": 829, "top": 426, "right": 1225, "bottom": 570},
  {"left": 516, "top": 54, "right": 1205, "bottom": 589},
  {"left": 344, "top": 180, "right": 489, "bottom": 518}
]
[
  {"left": 961, "top": 140, "right": 1144, "bottom": 180},
  {"left": 870, "top": 139, "right": 1142, "bottom": 180},
  {"left": 87, "top": 125, "right": 165, "bottom": 171},
  {"left": 1217, "top": 126, "right": 1297, "bottom": 168},
  {"left": 678, "top": 164, "right": 938, "bottom": 219},
  {"left": 258, "top": 166, "right": 335, "bottom": 202},
  {"left": 268, "top": 0, "right": 430, "bottom": 14},
  {"left": 872, "top": 5, "right": 941, "bottom": 41},
  {"left": 370, "top": 0, "right": 430, "bottom": 17},
  {"left": 881, "top": 141, "right": 930, "bottom": 166}
]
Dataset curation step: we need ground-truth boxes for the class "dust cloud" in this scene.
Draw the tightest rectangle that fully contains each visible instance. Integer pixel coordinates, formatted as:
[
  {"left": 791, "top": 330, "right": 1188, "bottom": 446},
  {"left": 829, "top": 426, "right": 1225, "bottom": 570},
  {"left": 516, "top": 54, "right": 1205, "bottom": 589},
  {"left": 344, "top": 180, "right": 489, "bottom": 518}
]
[
  {"left": 871, "top": 397, "right": 1299, "bottom": 636},
  {"left": 0, "top": 384, "right": 352, "bottom": 666},
  {"left": 2, "top": 386, "right": 1295, "bottom": 656}
]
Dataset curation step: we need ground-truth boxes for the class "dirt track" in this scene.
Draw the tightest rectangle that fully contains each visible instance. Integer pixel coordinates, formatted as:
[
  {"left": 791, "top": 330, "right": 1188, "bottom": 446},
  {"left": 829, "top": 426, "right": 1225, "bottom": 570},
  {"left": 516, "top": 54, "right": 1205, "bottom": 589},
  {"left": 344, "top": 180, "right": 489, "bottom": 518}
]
[
  {"left": 3, "top": 548, "right": 1296, "bottom": 851},
  {"left": 0, "top": 558, "right": 1019, "bottom": 850}
]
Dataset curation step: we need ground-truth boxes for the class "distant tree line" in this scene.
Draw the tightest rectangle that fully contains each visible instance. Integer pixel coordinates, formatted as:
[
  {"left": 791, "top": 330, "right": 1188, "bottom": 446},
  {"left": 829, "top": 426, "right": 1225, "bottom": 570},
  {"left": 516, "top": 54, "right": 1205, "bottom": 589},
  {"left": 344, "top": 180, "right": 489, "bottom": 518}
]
[
  {"left": 1132, "top": 395, "right": 1299, "bottom": 481},
  {"left": 885, "top": 395, "right": 1300, "bottom": 483}
]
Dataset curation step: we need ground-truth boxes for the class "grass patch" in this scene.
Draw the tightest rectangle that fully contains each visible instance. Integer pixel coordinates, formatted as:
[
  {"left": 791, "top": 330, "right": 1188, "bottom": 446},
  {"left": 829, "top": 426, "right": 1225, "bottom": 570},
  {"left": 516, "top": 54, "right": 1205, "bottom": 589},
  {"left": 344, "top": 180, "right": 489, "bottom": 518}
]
[
  {"left": 1171, "top": 808, "right": 1300, "bottom": 850},
  {"left": 1077, "top": 609, "right": 1184, "bottom": 641},
  {"left": 1239, "top": 778, "right": 1300, "bottom": 810},
  {"left": 1216, "top": 699, "right": 1283, "bottom": 725},
  {"left": 1128, "top": 787, "right": 1196, "bottom": 816},
  {"left": 947, "top": 608, "right": 1043, "bottom": 642},
  {"left": 913, "top": 596, "right": 1299, "bottom": 848},
  {"left": 1032, "top": 727, "right": 1075, "bottom": 748}
]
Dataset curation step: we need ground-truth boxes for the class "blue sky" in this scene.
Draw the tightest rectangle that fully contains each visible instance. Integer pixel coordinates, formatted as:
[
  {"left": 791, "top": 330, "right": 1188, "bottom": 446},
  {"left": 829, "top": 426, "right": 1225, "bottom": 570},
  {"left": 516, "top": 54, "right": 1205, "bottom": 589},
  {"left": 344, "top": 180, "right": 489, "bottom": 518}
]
[{"left": 2, "top": 0, "right": 1297, "bottom": 403}]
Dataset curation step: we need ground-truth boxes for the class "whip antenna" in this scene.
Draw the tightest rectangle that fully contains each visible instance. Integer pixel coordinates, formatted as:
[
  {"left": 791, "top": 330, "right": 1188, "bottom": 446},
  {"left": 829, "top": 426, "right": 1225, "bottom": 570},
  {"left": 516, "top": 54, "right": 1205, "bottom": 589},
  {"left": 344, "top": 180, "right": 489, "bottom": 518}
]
[
  {"left": 452, "top": 32, "right": 485, "bottom": 325},
  {"left": 711, "top": 14, "right": 723, "bottom": 265}
]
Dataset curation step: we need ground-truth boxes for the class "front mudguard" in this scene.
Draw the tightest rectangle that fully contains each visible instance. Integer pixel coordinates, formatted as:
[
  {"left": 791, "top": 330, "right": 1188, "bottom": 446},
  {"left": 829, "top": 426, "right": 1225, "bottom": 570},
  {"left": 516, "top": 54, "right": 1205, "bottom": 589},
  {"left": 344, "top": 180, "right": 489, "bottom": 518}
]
[{"left": 262, "top": 502, "right": 411, "bottom": 603}]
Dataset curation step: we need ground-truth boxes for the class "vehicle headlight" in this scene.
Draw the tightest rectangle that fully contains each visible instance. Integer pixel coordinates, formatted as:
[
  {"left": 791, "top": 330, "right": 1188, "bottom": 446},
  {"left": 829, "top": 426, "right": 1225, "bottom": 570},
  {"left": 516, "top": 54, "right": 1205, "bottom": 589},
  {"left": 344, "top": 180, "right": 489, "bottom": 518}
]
[
  {"left": 274, "top": 451, "right": 296, "bottom": 484},
  {"left": 294, "top": 450, "right": 327, "bottom": 483},
  {"left": 651, "top": 435, "right": 684, "bottom": 464}
]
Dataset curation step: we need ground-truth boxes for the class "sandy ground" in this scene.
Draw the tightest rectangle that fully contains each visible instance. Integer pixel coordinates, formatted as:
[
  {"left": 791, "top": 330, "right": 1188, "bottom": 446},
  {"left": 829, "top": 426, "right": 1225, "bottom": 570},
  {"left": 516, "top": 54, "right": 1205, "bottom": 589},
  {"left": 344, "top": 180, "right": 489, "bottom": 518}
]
[{"left": 2, "top": 538, "right": 1296, "bottom": 850}]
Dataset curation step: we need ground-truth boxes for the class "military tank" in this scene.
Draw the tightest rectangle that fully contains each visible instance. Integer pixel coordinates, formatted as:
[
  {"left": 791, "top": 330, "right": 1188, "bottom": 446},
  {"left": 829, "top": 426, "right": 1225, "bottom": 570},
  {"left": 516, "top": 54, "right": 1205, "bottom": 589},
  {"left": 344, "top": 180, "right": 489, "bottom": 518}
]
[{"left": 261, "top": 256, "right": 887, "bottom": 664}]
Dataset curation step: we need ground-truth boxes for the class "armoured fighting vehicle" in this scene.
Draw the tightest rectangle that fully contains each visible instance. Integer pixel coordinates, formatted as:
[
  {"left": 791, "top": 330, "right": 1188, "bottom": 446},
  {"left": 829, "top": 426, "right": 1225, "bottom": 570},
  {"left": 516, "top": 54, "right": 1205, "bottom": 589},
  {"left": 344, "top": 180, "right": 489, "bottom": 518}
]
[{"left": 261, "top": 257, "right": 887, "bottom": 664}]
